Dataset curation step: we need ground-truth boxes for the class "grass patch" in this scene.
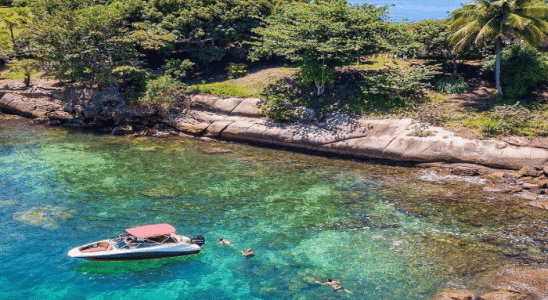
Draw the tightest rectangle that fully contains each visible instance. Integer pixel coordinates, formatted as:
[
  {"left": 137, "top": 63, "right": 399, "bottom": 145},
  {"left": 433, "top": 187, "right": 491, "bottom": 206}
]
[
  {"left": 191, "top": 82, "right": 254, "bottom": 98},
  {"left": 190, "top": 67, "right": 298, "bottom": 98}
]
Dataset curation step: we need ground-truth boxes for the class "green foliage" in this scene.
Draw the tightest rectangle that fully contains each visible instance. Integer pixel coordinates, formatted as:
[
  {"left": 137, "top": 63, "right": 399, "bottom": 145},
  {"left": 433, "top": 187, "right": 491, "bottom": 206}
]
[
  {"left": 434, "top": 76, "right": 468, "bottom": 94},
  {"left": 163, "top": 58, "right": 194, "bottom": 80},
  {"left": 251, "top": 0, "right": 387, "bottom": 94},
  {"left": 449, "top": 0, "right": 548, "bottom": 96},
  {"left": 481, "top": 118, "right": 499, "bottom": 136},
  {"left": 0, "top": 7, "right": 29, "bottom": 52},
  {"left": 484, "top": 102, "right": 533, "bottom": 136},
  {"left": 29, "top": 0, "right": 139, "bottom": 86},
  {"left": 112, "top": 65, "right": 150, "bottom": 94},
  {"left": 16, "top": 59, "right": 38, "bottom": 86},
  {"left": 132, "top": 0, "right": 278, "bottom": 67},
  {"left": 142, "top": 75, "right": 190, "bottom": 111},
  {"left": 353, "top": 64, "right": 441, "bottom": 112},
  {"left": 226, "top": 63, "right": 247, "bottom": 79},
  {"left": 299, "top": 60, "right": 334, "bottom": 90},
  {"left": 258, "top": 93, "right": 295, "bottom": 121},
  {"left": 482, "top": 43, "right": 548, "bottom": 99},
  {"left": 191, "top": 82, "right": 252, "bottom": 98}
]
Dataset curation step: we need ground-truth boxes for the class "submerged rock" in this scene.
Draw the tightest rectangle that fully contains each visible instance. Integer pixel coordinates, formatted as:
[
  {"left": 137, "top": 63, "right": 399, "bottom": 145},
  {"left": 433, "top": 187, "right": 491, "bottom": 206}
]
[
  {"left": 469, "top": 265, "right": 548, "bottom": 299},
  {"left": 0, "top": 199, "right": 16, "bottom": 207},
  {"left": 479, "top": 289, "right": 529, "bottom": 300},
  {"left": 529, "top": 199, "right": 548, "bottom": 210},
  {"left": 13, "top": 205, "right": 74, "bottom": 230},
  {"left": 433, "top": 288, "right": 473, "bottom": 300}
]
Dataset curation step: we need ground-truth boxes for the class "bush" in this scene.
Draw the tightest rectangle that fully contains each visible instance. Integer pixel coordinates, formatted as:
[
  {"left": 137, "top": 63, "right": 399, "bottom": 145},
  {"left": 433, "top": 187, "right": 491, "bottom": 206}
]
[
  {"left": 163, "top": 59, "right": 194, "bottom": 80},
  {"left": 352, "top": 64, "right": 441, "bottom": 112},
  {"left": 482, "top": 43, "right": 548, "bottom": 99},
  {"left": 142, "top": 75, "right": 190, "bottom": 112},
  {"left": 258, "top": 94, "right": 296, "bottom": 121},
  {"left": 434, "top": 76, "right": 468, "bottom": 94},
  {"left": 226, "top": 63, "right": 247, "bottom": 79},
  {"left": 483, "top": 102, "right": 532, "bottom": 136},
  {"left": 112, "top": 65, "right": 149, "bottom": 95},
  {"left": 299, "top": 60, "right": 335, "bottom": 95}
]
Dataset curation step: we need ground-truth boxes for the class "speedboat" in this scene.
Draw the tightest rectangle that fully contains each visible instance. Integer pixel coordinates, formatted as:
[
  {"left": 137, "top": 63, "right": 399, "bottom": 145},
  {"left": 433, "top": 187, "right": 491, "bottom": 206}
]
[{"left": 67, "top": 223, "right": 205, "bottom": 261}]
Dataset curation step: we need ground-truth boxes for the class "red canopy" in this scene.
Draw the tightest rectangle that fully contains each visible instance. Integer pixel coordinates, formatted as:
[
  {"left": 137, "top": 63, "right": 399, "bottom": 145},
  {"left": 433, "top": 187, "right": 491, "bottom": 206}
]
[{"left": 125, "top": 223, "right": 176, "bottom": 238}]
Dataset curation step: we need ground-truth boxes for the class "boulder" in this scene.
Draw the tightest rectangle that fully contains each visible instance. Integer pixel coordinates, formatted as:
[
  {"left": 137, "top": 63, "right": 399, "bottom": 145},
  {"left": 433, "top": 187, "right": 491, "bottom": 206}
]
[
  {"left": 483, "top": 186, "right": 505, "bottom": 193},
  {"left": 469, "top": 265, "right": 548, "bottom": 298},
  {"left": 112, "top": 124, "right": 134, "bottom": 135},
  {"left": 516, "top": 191, "right": 538, "bottom": 201},
  {"left": 450, "top": 166, "right": 480, "bottom": 176},
  {"left": 528, "top": 199, "right": 548, "bottom": 210},
  {"left": 0, "top": 93, "right": 62, "bottom": 118},
  {"left": 519, "top": 166, "right": 543, "bottom": 177},
  {"left": 479, "top": 289, "right": 529, "bottom": 300},
  {"left": 46, "top": 110, "right": 73, "bottom": 121},
  {"left": 231, "top": 98, "right": 261, "bottom": 117},
  {"left": 433, "top": 288, "right": 473, "bottom": 300}
]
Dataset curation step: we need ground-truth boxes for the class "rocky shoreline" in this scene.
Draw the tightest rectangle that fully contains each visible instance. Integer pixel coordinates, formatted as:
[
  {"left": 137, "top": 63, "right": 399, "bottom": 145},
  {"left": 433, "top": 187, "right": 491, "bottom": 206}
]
[
  {"left": 2, "top": 85, "right": 548, "bottom": 205},
  {"left": 3, "top": 84, "right": 548, "bottom": 299}
]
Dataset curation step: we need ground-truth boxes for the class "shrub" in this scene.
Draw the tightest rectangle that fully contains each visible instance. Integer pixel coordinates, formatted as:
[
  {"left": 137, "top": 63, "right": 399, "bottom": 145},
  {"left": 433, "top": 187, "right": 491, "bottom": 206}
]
[
  {"left": 482, "top": 43, "right": 548, "bottom": 99},
  {"left": 434, "top": 76, "right": 468, "bottom": 94},
  {"left": 112, "top": 65, "right": 149, "bottom": 95},
  {"left": 17, "top": 59, "right": 38, "bottom": 86},
  {"left": 481, "top": 118, "right": 499, "bottom": 136},
  {"left": 258, "top": 94, "right": 296, "bottom": 121},
  {"left": 486, "top": 102, "right": 532, "bottom": 135},
  {"left": 299, "top": 60, "right": 335, "bottom": 95},
  {"left": 163, "top": 59, "right": 194, "bottom": 80},
  {"left": 142, "top": 75, "right": 190, "bottom": 112},
  {"left": 353, "top": 64, "right": 441, "bottom": 112},
  {"left": 226, "top": 63, "right": 247, "bottom": 79}
]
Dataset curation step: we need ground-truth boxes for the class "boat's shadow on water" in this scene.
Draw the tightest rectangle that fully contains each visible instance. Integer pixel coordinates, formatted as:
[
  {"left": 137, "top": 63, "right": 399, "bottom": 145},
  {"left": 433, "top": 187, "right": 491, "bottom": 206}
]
[{"left": 73, "top": 254, "right": 203, "bottom": 275}]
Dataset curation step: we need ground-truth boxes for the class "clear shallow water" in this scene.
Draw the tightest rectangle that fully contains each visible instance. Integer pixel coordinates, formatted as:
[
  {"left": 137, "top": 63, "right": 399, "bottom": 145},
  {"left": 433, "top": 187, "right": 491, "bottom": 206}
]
[{"left": 1, "top": 116, "right": 547, "bottom": 300}]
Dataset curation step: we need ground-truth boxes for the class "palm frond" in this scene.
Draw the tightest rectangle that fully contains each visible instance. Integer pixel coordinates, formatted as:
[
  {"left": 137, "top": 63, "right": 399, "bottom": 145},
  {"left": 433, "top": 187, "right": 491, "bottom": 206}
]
[
  {"left": 450, "top": 19, "right": 481, "bottom": 44},
  {"left": 527, "top": 17, "right": 548, "bottom": 34},
  {"left": 522, "top": 6, "right": 548, "bottom": 19},
  {"left": 476, "top": 17, "right": 500, "bottom": 42},
  {"left": 454, "top": 32, "right": 477, "bottom": 52},
  {"left": 523, "top": 23, "right": 548, "bottom": 45},
  {"left": 505, "top": 12, "right": 532, "bottom": 29}
]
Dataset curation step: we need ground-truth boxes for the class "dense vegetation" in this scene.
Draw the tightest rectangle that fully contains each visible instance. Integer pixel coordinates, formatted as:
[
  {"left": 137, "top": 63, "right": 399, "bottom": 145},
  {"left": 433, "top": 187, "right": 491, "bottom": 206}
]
[{"left": 1, "top": 0, "right": 548, "bottom": 136}]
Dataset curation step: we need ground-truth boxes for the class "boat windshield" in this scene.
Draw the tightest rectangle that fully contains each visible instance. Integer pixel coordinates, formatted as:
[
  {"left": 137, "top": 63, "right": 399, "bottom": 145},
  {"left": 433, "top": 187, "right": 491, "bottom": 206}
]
[{"left": 112, "top": 233, "right": 177, "bottom": 249}]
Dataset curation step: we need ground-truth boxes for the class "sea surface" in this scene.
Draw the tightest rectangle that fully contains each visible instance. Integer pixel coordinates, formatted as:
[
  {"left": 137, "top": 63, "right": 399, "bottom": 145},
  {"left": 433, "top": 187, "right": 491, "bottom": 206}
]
[
  {"left": 1, "top": 115, "right": 548, "bottom": 300},
  {"left": 350, "top": 0, "right": 467, "bottom": 21}
]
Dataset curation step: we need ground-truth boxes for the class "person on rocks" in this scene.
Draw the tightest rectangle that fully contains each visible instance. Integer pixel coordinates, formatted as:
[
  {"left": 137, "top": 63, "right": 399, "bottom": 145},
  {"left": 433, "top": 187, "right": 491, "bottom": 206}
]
[
  {"left": 218, "top": 238, "right": 233, "bottom": 246},
  {"left": 241, "top": 248, "right": 254, "bottom": 258},
  {"left": 315, "top": 279, "right": 353, "bottom": 294}
]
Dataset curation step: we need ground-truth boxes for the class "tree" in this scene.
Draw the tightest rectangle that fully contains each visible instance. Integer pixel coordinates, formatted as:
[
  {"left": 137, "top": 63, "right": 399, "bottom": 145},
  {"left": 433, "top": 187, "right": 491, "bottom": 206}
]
[
  {"left": 250, "top": 0, "right": 387, "bottom": 95},
  {"left": 0, "top": 7, "right": 30, "bottom": 52},
  {"left": 130, "top": 0, "right": 279, "bottom": 69},
  {"left": 29, "top": 1, "right": 139, "bottom": 87},
  {"left": 449, "top": 0, "right": 548, "bottom": 96}
]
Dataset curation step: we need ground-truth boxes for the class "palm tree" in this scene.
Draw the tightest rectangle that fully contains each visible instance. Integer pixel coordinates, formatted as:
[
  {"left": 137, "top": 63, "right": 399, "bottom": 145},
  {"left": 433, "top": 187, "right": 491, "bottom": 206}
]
[{"left": 449, "top": 0, "right": 548, "bottom": 96}]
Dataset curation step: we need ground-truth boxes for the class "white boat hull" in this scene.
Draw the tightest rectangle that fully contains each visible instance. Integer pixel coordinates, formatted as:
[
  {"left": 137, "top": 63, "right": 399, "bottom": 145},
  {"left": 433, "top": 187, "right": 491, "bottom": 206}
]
[{"left": 68, "top": 239, "right": 202, "bottom": 261}]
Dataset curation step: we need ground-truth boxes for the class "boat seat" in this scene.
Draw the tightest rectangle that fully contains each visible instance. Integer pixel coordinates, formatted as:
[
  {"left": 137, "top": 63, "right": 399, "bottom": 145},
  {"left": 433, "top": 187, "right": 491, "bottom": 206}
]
[{"left": 81, "top": 246, "right": 107, "bottom": 253}]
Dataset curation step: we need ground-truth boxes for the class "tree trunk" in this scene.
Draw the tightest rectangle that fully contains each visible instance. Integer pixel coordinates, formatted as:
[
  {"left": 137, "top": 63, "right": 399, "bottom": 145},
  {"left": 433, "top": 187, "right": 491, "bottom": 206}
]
[
  {"left": 495, "top": 38, "right": 504, "bottom": 96},
  {"left": 315, "top": 82, "right": 324, "bottom": 95},
  {"left": 9, "top": 25, "right": 15, "bottom": 52}
]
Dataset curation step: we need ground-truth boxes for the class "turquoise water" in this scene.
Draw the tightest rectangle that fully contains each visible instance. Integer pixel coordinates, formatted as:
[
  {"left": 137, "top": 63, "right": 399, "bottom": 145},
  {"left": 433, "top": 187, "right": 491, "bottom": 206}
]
[{"left": 1, "top": 116, "right": 547, "bottom": 300}]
